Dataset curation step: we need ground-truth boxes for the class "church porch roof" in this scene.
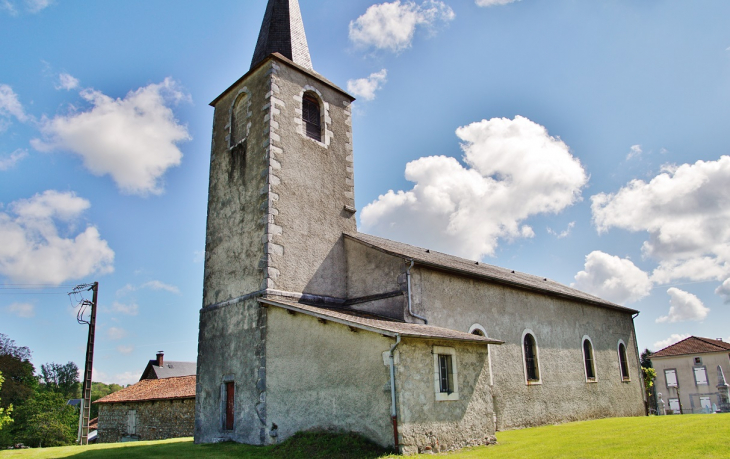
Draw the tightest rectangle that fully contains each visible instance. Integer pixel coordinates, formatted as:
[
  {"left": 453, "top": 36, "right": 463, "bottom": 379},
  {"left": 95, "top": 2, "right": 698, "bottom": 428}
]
[
  {"left": 259, "top": 295, "right": 504, "bottom": 345},
  {"left": 345, "top": 232, "right": 639, "bottom": 315}
]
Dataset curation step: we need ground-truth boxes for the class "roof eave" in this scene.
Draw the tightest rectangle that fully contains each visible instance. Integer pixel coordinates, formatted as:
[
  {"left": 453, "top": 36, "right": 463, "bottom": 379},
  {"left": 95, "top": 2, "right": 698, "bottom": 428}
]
[
  {"left": 210, "top": 53, "right": 355, "bottom": 107},
  {"left": 258, "top": 297, "right": 503, "bottom": 345}
]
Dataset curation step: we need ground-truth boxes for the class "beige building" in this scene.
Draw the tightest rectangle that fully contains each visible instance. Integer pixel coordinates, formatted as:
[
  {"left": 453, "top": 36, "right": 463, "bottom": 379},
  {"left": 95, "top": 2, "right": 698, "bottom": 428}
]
[
  {"left": 652, "top": 336, "right": 730, "bottom": 414},
  {"left": 195, "top": 0, "right": 646, "bottom": 454}
]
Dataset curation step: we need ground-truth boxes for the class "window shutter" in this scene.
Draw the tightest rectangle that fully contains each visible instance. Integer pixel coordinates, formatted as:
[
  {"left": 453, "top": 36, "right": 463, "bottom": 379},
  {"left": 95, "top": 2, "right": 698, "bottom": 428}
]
[{"left": 694, "top": 367, "right": 708, "bottom": 385}]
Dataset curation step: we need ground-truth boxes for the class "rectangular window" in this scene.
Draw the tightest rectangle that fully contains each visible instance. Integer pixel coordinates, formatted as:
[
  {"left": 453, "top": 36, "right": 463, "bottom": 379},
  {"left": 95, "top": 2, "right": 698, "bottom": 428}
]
[
  {"left": 225, "top": 382, "right": 234, "bottom": 430},
  {"left": 665, "top": 369, "right": 678, "bottom": 387},
  {"left": 433, "top": 346, "right": 459, "bottom": 401},
  {"left": 668, "top": 398, "right": 680, "bottom": 413},
  {"left": 694, "top": 356, "right": 702, "bottom": 365},
  {"left": 439, "top": 354, "right": 454, "bottom": 394},
  {"left": 694, "top": 367, "right": 708, "bottom": 385}
]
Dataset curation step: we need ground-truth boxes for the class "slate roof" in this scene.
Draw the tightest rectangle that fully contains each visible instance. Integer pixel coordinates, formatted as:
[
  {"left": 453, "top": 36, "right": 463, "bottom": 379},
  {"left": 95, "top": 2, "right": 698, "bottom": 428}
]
[
  {"left": 259, "top": 295, "right": 504, "bottom": 345},
  {"left": 95, "top": 376, "right": 196, "bottom": 404},
  {"left": 652, "top": 336, "right": 730, "bottom": 358},
  {"left": 140, "top": 360, "right": 196, "bottom": 381},
  {"left": 345, "top": 232, "right": 637, "bottom": 314},
  {"left": 251, "top": 0, "right": 313, "bottom": 70}
]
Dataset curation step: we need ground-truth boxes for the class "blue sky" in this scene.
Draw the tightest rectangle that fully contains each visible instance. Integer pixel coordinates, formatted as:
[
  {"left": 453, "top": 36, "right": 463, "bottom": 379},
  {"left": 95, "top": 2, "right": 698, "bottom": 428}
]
[{"left": 1, "top": 0, "right": 729, "bottom": 384}]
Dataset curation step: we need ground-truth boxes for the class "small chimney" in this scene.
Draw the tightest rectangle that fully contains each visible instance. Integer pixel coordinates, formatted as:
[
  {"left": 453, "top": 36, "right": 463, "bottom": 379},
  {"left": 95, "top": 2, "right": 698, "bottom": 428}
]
[
  {"left": 718, "top": 338, "right": 724, "bottom": 342},
  {"left": 156, "top": 351, "right": 164, "bottom": 367}
]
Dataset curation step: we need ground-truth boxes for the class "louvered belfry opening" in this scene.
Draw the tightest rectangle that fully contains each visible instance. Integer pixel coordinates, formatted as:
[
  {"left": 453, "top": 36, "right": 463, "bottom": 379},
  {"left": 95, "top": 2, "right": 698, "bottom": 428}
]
[
  {"left": 524, "top": 334, "right": 539, "bottom": 381},
  {"left": 303, "top": 93, "right": 321, "bottom": 141}
]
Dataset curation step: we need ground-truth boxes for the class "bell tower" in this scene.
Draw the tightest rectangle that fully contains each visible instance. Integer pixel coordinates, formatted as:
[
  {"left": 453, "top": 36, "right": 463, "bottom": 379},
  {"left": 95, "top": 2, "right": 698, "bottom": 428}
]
[{"left": 196, "top": 0, "right": 356, "bottom": 444}]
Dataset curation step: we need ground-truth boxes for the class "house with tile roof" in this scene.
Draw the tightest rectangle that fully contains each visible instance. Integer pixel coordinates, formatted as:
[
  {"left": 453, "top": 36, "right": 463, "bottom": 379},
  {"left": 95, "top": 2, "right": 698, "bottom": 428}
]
[
  {"left": 94, "top": 375, "right": 196, "bottom": 443},
  {"left": 140, "top": 351, "right": 196, "bottom": 381},
  {"left": 651, "top": 336, "right": 730, "bottom": 414},
  {"left": 195, "top": 0, "right": 646, "bottom": 454}
]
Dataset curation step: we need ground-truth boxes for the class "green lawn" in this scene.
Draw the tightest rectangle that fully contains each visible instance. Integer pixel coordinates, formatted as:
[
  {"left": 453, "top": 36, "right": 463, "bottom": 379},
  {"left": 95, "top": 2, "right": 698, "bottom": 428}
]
[{"left": 2, "top": 414, "right": 729, "bottom": 459}]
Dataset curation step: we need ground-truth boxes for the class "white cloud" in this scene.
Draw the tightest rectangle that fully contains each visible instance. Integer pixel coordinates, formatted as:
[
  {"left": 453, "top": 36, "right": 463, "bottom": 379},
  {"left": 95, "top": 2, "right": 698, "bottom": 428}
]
[
  {"left": 116, "top": 280, "right": 179, "bottom": 296},
  {"left": 32, "top": 78, "right": 191, "bottom": 195},
  {"left": 0, "top": 0, "right": 16, "bottom": 15},
  {"left": 56, "top": 73, "right": 79, "bottom": 91},
  {"left": 142, "top": 280, "right": 180, "bottom": 294},
  {"left": 626, "top": 144, "right": 642, "bottom": 161},
  {"left": 0, "top": 84, "right": 28, "bottom": 124},
  {"left": 6, "top": 302, "right": 35, "bottom": 318},
  {"left": 592, "top": 156, "right": 730, "bottom": 286},
  {"left": 656, "top": 288, "right": 710, "bottom": 323},
  {"left": 349, "top": 1, "right": 455, "bottom": 53},
  {"left": 547, "top": 221, "right": 575, "bottom": 239},
  {"left": 117, "top": 345, "right": 134, "bottom": 355},
  {"left": 653, "top": 333, "right": 690, "bottom": 351},
  {"left": 361, "top": 116, "right": 588, "bottom": 259},
  {"left": 716, "top": 278, "right": 730, "bottom": 304},
  {"left": 24, "top": 0, "right": 53, "bottom": 13},
  {"left": 92, "top": 367, "right": 140, "bottom": 385},
  {"left": 572, "top": 251, "right": 652, "bottom": 305},
  {"left": 111, "top": 301, "right": 139, "bottom": 316},
  {"left": 0, "top": 149, "right": 28, "bottom": 171},
  {"left": 107, "top": 326, "right": 127, "bottom": 340},
  {"left": 193, "top": 250, "right": 205, "bottom": 263},
  {"left": 475, "top": 0, "right": 520, "bottom": 6},
  {"left": 347, "top": 69, "right": 388, "bottom": 101},
  {"left": 0, "top": 190, "right": 114, "bottom": 285}
]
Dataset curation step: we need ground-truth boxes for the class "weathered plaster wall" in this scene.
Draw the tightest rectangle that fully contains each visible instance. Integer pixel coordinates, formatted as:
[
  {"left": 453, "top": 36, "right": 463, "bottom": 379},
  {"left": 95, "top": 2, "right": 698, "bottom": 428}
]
[
  {"left": 97, "top": 399, "right": 194, "bottom": 443},
  {"left": 396, "top": 339, "right": 496, "bottom": 455},
  {"left": 195, "top": 298, "right": 267, "bottom": 444},
  {"left": 413, "top": 268, "right": 645, "bottom": 430},
  {"left": 344, "top": 238, "right": 405, "bottom": 299},
  {"left": 654, "top": 351, "right": 730, "bottom": 413},
  {"left": 266, "top": 63, "right": 357, "bottom": 298},
  {"left": 265, "top": 306, "right": 393, "bottom": 446}
]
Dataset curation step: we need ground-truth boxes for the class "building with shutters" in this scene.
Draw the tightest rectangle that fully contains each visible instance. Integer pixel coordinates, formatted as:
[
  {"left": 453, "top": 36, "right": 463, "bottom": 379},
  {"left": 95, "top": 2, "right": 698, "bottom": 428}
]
[
  {"left": 651, "top": 336, "right": 730, "bottom": 414},
  {"left": 195, "top": 0, "right": 646, "bottom": 454}
]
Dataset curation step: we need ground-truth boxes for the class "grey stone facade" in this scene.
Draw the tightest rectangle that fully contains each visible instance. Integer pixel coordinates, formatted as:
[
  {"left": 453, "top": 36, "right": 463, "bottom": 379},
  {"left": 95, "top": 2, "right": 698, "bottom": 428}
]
[{"left": 97, "top": 399, "right": 194, "bottom": 443}]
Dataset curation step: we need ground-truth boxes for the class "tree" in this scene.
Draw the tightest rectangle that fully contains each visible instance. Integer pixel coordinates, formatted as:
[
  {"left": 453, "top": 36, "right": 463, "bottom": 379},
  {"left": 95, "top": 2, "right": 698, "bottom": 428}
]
[
  {"left": 13, "top": 392, "right": 77, "bottom": 448},
  {"left": 0, "top": 371, "right": 13, "bottom": 431},
  {"left": 640, "top": 349, "right": 653, "bottom": 369},
  {"left": 89, "top": 382, "right": 123, "bottom": 419},
  {"left": 40, "top": 362, "right": 80, "bottom": 400},
  {"left": 0, "top": 334, "right": 37, "bottom": 410}
]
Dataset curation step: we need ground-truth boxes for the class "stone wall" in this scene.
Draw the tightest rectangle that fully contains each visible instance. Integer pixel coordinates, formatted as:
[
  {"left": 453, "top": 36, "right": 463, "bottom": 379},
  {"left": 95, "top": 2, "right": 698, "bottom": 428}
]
[
  {"left": 412, "top": 267, "right": 645, "bottom": 430},
  {"left": 97, "top": 398, "right": 194, "bottom": 443}
]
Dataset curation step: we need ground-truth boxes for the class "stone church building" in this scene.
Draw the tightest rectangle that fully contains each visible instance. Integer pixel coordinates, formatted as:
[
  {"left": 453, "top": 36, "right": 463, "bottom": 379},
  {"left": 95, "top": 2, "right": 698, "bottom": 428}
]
[{"left": 195, "top": 0, "right": 646, "bottom": 454}]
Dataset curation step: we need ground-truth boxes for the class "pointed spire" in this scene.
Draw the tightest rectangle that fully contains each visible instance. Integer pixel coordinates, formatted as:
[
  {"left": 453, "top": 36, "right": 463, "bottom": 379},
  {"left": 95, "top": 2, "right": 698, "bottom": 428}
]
[{"left": 251, "top": 0, "right": 313, "bottom": 71}]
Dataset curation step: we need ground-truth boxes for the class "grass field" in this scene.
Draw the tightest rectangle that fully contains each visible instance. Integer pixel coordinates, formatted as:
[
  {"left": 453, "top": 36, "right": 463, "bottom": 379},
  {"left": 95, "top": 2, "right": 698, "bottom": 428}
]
[{"left": 1, "top": 414, "right": 729, "bottom": 458}]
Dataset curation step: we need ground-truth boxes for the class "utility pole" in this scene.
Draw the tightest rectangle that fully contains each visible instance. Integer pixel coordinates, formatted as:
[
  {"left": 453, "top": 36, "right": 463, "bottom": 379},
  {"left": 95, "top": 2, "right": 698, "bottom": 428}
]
[{"left": 70, "top": 282, "right": 98, "bottom": 445}]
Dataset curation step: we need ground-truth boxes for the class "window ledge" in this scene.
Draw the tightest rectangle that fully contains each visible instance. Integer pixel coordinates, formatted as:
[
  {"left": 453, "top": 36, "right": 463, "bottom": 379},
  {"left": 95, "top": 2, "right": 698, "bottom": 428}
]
[
  {"left": 435, "top": 392, "right": 459, "bottom": 402},
  {"left": 526, "top": 380, "right": 542, "bottom": 386},
  {"left": 586, "top": 379, "right": 598, "bottom": 384}
]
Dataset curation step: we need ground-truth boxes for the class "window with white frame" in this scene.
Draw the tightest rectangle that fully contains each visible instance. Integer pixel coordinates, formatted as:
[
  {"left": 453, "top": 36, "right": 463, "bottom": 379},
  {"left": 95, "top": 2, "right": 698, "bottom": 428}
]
[
  {"left": 433, "top": 346, "right": 459, "bottom": 401},
  {"left": 694, "top": 367, "right": 708, "bottom": 385},
  {"left": 665, "top": 369, "right": 678, "bottom": 387},
  {"left": 668, "top": 398, "right": 680, "bottom": 413},
  {"left": 583, "top": 336, "right": 597, "bottom": 382},
  {"left": 700, "top": 396, "right": 712, "bottom": 412},
  {"left": 522, "top": 331, "right": 541, "bottom": 384}
]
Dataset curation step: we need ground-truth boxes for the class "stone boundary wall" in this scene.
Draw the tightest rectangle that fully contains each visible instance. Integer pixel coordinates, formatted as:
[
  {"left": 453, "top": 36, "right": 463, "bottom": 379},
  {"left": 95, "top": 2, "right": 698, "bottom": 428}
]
[{"left": 97, "top": 398, "right": 194, "bottom": 443}]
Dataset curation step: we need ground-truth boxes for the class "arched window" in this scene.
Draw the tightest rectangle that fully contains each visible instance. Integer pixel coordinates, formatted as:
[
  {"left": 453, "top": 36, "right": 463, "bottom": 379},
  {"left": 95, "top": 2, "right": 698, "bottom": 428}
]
[
  {"left": 302, "top": 92, "right": 322, "bottom": 142},
  {"left": 231, "top": 92, "right": 248, "bottom": 147},
  {"left": 523, "top": 332, "right": 540, "bottom": 383},
  {"left": 583, "top": 338, "right": 596, "bottom": 381},
  {"left": 618, "top": 342, "right": 630, "bottom": 381}
]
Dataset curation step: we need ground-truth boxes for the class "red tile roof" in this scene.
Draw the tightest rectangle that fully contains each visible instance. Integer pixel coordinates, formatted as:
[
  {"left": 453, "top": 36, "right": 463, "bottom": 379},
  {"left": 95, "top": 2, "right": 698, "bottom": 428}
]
[
  {"left": 652, "top": 336, "right": 730, "bottom": 358},
  {"left": 94, "top": 375, "right": 196, "bottom": 404}
]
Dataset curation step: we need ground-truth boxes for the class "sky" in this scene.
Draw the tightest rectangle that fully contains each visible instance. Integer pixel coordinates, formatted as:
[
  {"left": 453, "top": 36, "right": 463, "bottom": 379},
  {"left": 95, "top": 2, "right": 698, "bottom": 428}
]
[{"left": 1, "top": 0, "right": 730, "bottom": 385}]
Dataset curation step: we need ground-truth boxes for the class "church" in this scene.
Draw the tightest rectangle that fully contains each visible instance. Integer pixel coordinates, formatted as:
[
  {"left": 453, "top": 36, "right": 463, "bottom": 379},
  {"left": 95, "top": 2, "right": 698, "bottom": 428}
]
[{"left": 194, "top": 0, "right": 646, "bottom": 454}]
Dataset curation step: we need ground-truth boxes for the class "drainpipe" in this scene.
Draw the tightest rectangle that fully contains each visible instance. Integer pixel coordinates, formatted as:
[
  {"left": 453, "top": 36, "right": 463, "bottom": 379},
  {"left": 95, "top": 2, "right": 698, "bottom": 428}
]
[
  {"left": 389, "top": 334, "right": 402, "bottom": 452},
  {"left": 405, "top": 259, "right": 427, "bottom": 324}
]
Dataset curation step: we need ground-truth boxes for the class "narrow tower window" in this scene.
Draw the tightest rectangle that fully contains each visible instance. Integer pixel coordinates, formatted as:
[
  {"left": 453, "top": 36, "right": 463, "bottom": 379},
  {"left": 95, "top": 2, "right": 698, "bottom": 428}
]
[
  {"left": 231, "top": 93, "right": 248, "bottom": 147},
  {"left": 524, "top": 333, "right": 540, "bottom": 382},
  {"left": 302, "top": 93, "right": 322, "bottom": 142},
  {"left": 583, "top": 338, "right": 596, "bottom": 381},
  {"left": 618, "top": 342, "right": 630, "bottom": 381}
]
